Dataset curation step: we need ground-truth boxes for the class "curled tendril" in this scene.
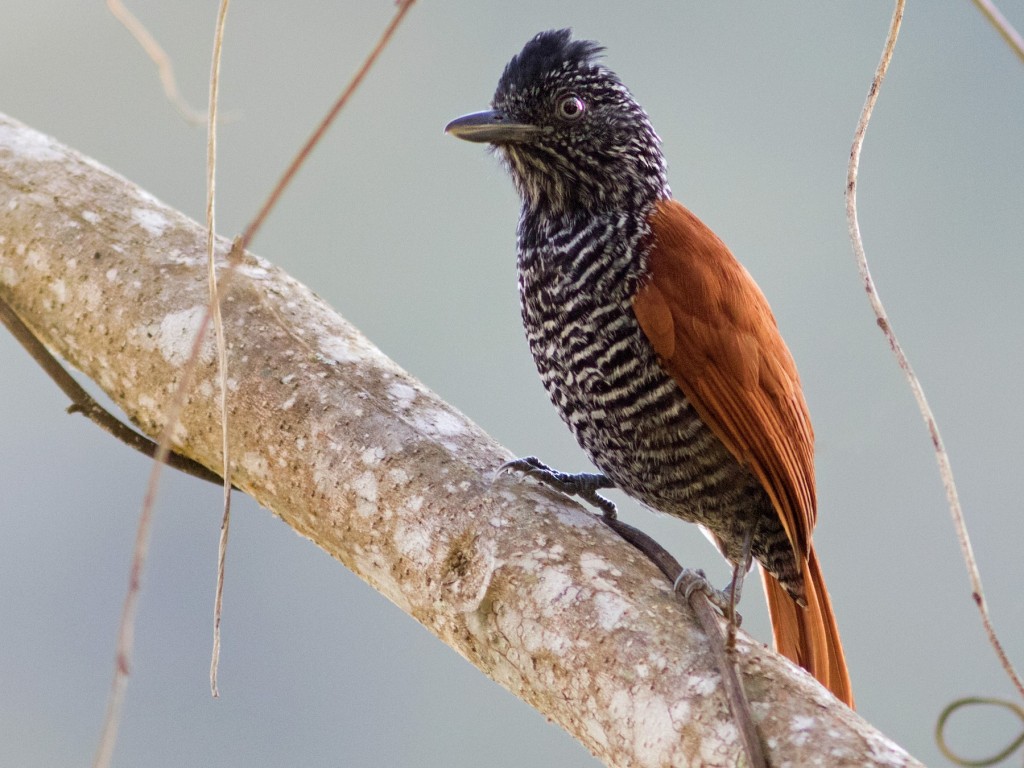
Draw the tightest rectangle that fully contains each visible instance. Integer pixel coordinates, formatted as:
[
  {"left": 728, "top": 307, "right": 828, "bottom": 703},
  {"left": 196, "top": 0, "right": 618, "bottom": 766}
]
[{"left": 936, "top": 697, "right": 1024, "bottom": 767}]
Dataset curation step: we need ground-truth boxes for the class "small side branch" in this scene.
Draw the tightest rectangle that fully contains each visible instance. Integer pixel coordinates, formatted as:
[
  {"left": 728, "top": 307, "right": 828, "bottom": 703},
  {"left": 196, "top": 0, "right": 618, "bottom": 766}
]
[{"left": 0, "top": 296, "right": 223, "bottom": 486}]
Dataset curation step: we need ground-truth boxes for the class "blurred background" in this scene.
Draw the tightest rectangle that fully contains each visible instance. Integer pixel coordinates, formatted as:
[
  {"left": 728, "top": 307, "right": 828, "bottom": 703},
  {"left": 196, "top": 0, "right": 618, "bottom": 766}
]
[{"left": 2, "top": 2, "right": 1022, "bottom": 766}]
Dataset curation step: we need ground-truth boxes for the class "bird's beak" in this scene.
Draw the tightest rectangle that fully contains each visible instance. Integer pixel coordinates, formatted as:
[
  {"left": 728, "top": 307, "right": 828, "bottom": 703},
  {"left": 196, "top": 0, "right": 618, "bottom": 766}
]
[{"left": 444, "top": 110, "right": 544, "bottom": 144}]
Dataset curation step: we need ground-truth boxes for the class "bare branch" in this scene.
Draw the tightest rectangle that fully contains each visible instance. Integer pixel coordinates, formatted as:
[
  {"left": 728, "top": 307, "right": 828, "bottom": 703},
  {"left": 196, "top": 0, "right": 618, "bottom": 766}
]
[{"left": 0, "top": 114, "right": 923, "bottom": 768}]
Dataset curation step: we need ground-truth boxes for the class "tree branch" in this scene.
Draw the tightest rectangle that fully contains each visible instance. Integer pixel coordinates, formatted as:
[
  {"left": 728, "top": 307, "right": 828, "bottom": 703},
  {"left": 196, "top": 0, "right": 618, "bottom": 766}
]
[{"left": 0, "top": 112, "right": 922, "bottom": 768}]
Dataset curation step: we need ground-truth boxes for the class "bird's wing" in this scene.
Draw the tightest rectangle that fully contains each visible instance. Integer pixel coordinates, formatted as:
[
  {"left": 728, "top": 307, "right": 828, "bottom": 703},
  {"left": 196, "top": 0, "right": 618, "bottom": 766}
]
[{"left": 631, "top": 198, "right": 816, "bottom": 563}]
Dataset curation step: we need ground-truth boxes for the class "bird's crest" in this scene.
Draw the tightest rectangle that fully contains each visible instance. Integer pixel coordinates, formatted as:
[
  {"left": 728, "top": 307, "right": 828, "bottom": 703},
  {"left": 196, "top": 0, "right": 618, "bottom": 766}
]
[{"left": 497, "top": 29, "right": 605, "bottom": 98}]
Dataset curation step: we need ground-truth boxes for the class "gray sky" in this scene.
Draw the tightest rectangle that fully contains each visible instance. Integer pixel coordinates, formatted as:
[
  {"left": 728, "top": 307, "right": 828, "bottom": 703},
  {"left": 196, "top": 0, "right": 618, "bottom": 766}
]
[{"left": 2, "top": 2, "right": 1023, "bottom": 766}]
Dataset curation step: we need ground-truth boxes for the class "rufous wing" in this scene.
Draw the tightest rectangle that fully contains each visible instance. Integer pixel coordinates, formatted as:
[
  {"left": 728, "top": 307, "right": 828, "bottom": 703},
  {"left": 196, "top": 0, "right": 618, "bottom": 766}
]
[
  {"left": 632, "top": 198, "right": 815, "bottom": 563},
  {"left": 632, "top": 199, "right": 853, "bottom": 707}
]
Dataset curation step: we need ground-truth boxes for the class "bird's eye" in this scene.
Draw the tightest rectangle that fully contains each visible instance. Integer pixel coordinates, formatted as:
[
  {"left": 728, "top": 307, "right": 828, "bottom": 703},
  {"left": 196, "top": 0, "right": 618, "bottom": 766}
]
[{"left": 557, "top": 95, "right": 586, "bottom": 121}]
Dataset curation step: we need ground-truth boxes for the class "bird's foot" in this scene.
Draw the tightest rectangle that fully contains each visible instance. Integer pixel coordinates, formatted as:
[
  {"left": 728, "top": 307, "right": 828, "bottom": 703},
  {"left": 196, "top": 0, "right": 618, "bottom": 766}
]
[
  {"left": 499, "top": 456, "right": 617, "bottom": 518},
  {"left": 673, "top": 568, "right": 743, "bottom": 628}
]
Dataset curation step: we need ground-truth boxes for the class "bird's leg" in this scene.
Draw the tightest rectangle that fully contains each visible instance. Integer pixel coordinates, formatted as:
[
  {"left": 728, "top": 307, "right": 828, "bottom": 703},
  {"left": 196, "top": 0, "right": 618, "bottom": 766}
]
[
  {"left": 721, "top": 530, "right": 754, "bottom": 649},
  {"left": 499, "top": 456, "right": 618, "bottom": 518},
  {"left": 500, "top": 458, "right": 684, "bottom": 584},
  {"left": 672, "top": 569, "right": 739, "bottom": 620},
  {"left": 501, "top": 457, "right": 744, "bottom": 625},
  {"left": 598, "top": 515, "right": 685, "bottom": 583}
]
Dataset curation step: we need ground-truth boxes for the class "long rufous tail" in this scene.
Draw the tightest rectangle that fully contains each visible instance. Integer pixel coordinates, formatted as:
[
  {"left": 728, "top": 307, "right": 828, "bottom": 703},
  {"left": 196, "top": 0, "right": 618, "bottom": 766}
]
[{"left": 762, "top": 544, "right": 854, "bottom": 708}]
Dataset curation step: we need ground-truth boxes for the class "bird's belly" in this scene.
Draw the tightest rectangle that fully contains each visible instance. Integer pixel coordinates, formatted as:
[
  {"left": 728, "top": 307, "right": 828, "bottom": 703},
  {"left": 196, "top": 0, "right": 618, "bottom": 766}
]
[{"left": 527, "top": 300, "right": 771, "bottom": 560}]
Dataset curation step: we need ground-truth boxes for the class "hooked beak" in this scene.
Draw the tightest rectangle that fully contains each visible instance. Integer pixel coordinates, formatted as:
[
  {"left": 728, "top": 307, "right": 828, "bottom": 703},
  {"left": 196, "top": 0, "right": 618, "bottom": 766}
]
[{"left": 444, "top": 109, "right": 545, "bottom": 144}]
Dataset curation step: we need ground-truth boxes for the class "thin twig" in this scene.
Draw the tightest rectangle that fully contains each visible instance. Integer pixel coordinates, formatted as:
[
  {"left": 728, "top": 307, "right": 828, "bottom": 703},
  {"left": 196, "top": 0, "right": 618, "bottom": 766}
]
[
  {"left": 970, "top": 0, "right": 1024, "bottom": 64},
  {"left": 237, "top": 0, "right": 417, "bottom": 254},
  {"left": 206, "top": 0, "right": 232, "bottom": 700},
  {"left": 106, "top": 0, "right": 207, "bottom": 125},
  {"left": 600, "top": 516, "right": 767, "bottom": 768},
  {"left": 91, "top": 273, "right": 228, "bottom": 768},
  {"left": 0, "top": 296, "right": 223, "bottom": 486},
  {"left": 936, "top": 697, "right": 1024, "bottom": 766},
  {"left": 846, "top": 0, "right": 1024, "bottom": 698},
  {"left": 91, "top": 5, "right": 419, "bottom": 766}
]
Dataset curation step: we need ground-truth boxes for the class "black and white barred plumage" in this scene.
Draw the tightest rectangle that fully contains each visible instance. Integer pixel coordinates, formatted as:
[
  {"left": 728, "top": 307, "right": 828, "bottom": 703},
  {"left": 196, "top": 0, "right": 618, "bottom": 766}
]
[
  {"left": 493, "top": 30, "right": 669, "bottom": 216},
  {"left": 467, "top": 29, "right": 802, "bottom": 594}
]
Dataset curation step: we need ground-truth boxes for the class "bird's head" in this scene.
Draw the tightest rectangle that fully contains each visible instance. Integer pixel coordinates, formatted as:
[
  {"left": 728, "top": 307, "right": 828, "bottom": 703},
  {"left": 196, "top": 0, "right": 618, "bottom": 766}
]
[{"left": 446, "top": 29, "right": 669, "bottom": 217}]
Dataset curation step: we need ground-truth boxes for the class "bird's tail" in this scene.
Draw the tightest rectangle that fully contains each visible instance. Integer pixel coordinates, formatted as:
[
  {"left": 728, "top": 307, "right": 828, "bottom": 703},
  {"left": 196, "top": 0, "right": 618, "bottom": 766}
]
[{"left": 762, "top": 544, "right": 854, "bottom": 708}]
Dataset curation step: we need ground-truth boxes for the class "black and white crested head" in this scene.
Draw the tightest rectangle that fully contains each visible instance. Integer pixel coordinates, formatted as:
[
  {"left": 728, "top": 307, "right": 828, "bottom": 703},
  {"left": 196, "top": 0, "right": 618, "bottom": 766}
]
[{"left": 447, "top": 29, "right": 670, "bottom": 216}]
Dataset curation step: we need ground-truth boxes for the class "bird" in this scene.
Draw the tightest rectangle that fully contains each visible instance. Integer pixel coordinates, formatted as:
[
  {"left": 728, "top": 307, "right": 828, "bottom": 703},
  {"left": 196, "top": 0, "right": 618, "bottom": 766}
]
[{"left": 445, "top": 29, "right": 853, "bottom": 708}]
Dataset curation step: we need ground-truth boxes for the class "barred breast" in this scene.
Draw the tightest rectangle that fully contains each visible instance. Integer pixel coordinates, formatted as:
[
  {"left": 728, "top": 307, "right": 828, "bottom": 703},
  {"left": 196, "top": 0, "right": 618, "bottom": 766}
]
[{"left": 516, "top": 209, "right": 801, "bottom": 593}]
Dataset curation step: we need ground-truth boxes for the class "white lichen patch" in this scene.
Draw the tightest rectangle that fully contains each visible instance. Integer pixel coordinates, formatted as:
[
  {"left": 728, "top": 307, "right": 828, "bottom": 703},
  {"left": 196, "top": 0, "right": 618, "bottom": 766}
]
[
  {"left": 792, "top": 714, "right": 818, "bottom": 731},
  {"left": 236, "top": 261, "right": 270, "bottom": 280},
  {"left": 527, "top": 566, "right": 583, "bottom": 624},
  {"left": 105, "top": 267, "right": 118, "bottom": 282},
  {"left": 131, "top": 207, "right": 170, "bottom": 237},
  {"left": 151, "top": 306, "right": 214, "bottom": 366},
  {"left": 519, "top": 615, "right": 572, "bottom": 656},
  {"left": 608, "top": 687, "right": 675, "bottom": 766},
  {"left": 361, "top": 446, "right": 385, "bottom": 466},
  {"left": 388, "top": 381, "right": 417, "bottom": 409},
  {"left": 26, "top": 247, "right": 49, "bottom": 272},
  {"left": 0, "top": 123, "right": 63, "bottom": 162},
  {"left": 668, "top": 697, "right": 692, "bottom": 725},
  {"left": 686, "top": 672, "right": 721, "bottom": 698},
  {"left": 387, "top": 468, "right": 409, "bottom": 486},
  {"left": 82, "top": 210, "right": 101, "bottom": 225},
  {"left": 1, "top": 265, "right": 19, "bottom": 287},
  {"left": 50, "top": 278, "right": 66, "bottom": 303},
  {"left": 553, "top": 505, "right": 601, "bottom": 529},
  {"left": 130, "top": 393, "right": 188, "bottom": 445},
  {"left": 165, "top": 249, "right": 201, "bottom": 268},
  {"left": 393, "top": 518, "right": 433, "bottom": 565},
  {"left": 410, "top": 408, "right": 469, "bottom": 449},
  {"left": 318, "top": 333, "right": 361, "bottom": 364},
  {"left": 351, "top": 470, "right": 379, "bottom": 517},
  {"left": 580, "top": 552, "right": 622, "bottom": 584},
  {"left": 133, "top": 186, "right": 160, "bottom": 206},
  {"left": 241, "top": 452, "right": 269, "bottom": 477},
  {"left": 866, "top": 732, "right": 915, "bottom": 767},
  {"left": 592, "top": 591, "right": 632, "bottom": 632},
  {"left": 427, "top": 408, "right": 466, "bottom": 436},
  {"left": 241, "top": 452, "right": 272, "bottom": 491}
]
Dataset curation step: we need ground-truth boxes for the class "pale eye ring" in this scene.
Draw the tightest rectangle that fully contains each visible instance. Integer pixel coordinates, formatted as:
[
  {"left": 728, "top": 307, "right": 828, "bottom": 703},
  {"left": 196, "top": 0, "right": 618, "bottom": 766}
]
[{"left": 557, "top": 94, "right": 586, "bottom": 121}]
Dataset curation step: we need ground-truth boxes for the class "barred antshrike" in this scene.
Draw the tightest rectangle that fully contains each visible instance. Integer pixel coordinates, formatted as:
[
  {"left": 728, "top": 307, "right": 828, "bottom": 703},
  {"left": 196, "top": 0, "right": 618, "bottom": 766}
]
[{"left": 446, "top": 29, "right": 853, "bottom": 707}]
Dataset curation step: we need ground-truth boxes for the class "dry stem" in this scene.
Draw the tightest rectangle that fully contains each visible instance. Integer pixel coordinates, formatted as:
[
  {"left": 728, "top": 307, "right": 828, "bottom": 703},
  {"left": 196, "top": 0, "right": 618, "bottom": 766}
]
[{"left": 845, "top": 0, "right": 1023, "bottom": 699}]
